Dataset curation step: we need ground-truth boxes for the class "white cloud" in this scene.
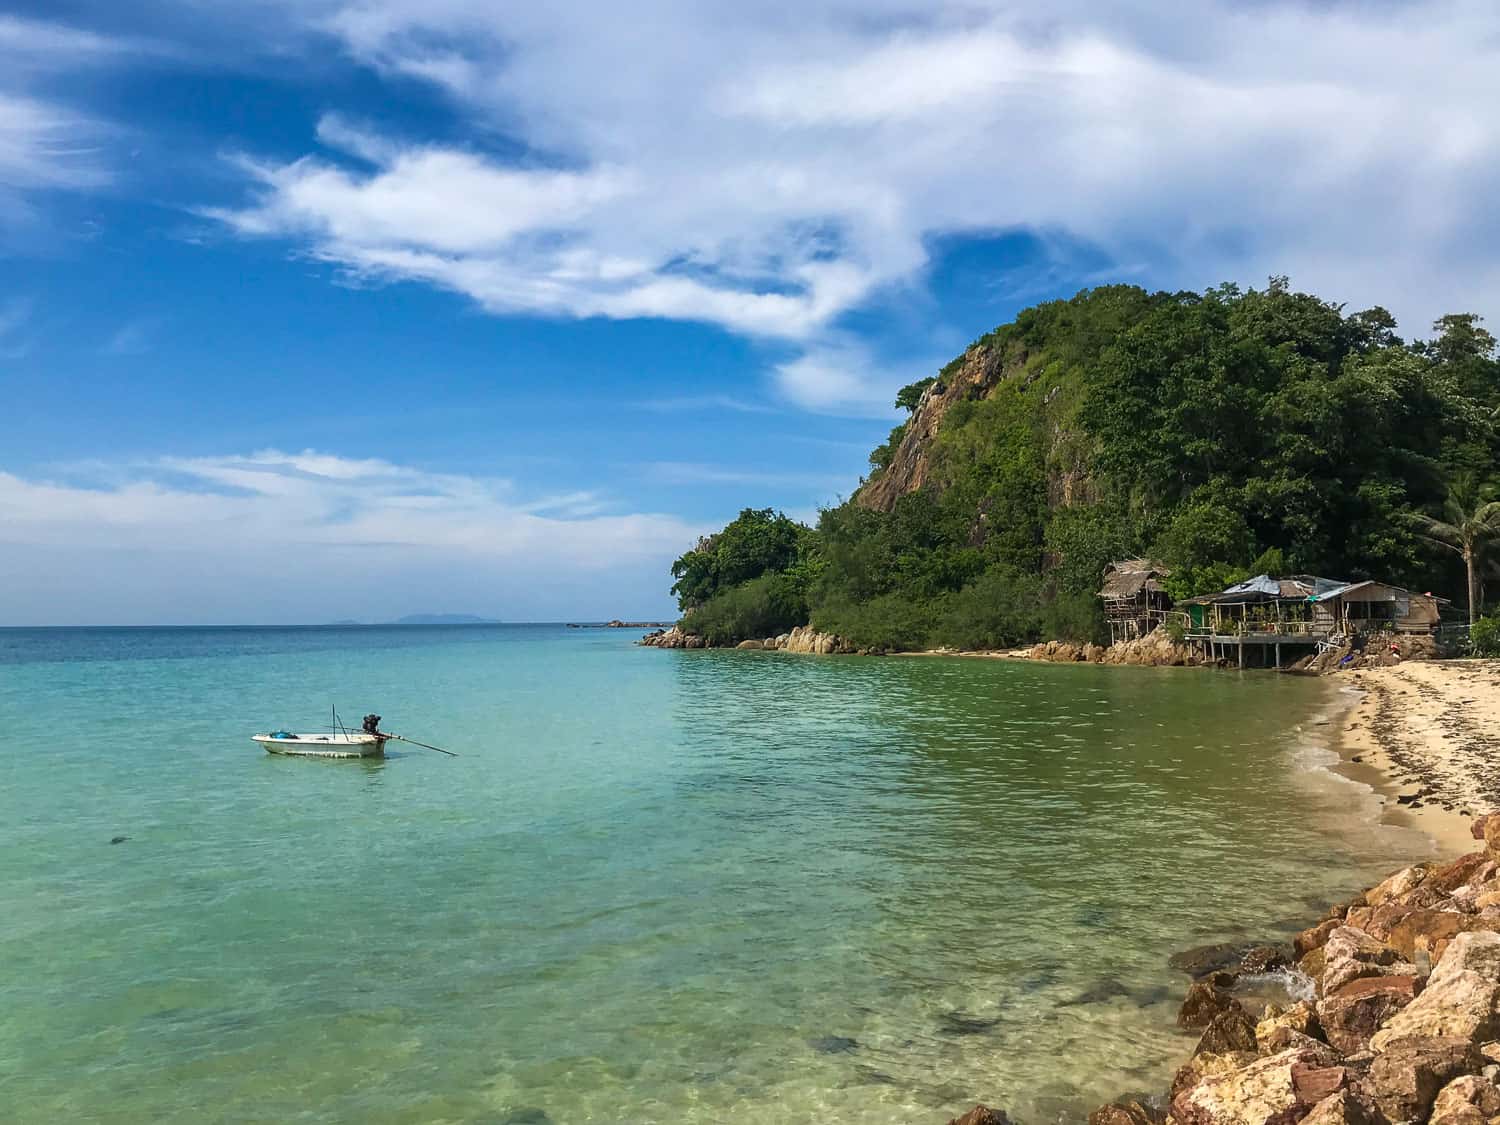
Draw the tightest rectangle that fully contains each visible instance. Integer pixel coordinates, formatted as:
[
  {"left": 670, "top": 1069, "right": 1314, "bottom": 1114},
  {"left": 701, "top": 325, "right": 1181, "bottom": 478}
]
[
  {"left": 0, "top": 450, "right": 705, "bottom": 624},
  {"left": 0, "top": 15, "right": 143, "bottom": 226},
  {"left": 198, "top": 0, "right": 1500, "bottom": 411}
]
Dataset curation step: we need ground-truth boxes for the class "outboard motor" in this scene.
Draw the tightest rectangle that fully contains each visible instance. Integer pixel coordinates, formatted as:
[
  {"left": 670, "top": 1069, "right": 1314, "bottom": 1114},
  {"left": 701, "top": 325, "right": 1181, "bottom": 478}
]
[{"left": 362, "top": 714, "right": 382, "bottom": 735}]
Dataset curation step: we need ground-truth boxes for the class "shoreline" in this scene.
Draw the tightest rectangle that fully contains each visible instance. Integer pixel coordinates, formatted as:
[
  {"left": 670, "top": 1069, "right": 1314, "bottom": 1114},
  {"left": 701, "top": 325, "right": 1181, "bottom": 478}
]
[{"left": 1328, "top": 660, "right": 1500, "bottom": 859}]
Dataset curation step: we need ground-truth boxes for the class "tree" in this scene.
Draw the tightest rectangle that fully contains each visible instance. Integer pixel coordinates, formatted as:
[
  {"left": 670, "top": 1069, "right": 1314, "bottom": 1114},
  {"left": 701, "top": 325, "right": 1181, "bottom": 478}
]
[
  {"left": 1412, "top": 475, "right": 1500, "bottom": 624},
  {"left": 895, "top": 377, "right": 936, "bottom": 413}
]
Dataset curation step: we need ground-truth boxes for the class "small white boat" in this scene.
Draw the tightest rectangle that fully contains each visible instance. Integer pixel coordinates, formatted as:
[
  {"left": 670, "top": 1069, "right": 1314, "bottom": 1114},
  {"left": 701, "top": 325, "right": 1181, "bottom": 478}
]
[{"left": 252, "top": 730, "right": 388, "bottom": 758}]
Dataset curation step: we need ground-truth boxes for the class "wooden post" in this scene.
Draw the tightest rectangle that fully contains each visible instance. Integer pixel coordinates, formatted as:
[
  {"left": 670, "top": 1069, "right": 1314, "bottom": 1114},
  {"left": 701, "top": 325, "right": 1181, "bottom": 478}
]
[{"left": 1238, "top": 640, "right": 1244, "bottom": 670}]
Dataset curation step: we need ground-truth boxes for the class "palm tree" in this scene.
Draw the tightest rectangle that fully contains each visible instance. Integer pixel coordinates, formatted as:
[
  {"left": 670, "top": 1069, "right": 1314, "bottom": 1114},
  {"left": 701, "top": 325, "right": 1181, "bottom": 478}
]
[{"left": 1414, "top": 475, "right": 1500, "bottom": 624}]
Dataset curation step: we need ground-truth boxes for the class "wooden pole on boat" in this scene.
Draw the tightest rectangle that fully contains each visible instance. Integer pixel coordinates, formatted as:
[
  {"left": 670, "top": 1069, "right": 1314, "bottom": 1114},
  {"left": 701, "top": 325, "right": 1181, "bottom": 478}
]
[{"left": 384, "top": 732, "right": 459, "bottom": 757}]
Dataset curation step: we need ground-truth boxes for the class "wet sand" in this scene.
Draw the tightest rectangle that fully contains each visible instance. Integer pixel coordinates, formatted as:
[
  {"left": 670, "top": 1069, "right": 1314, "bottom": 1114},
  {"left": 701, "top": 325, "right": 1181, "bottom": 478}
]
[{"left": 1334, "top": 659, "right": 1500, "bottom": 856}]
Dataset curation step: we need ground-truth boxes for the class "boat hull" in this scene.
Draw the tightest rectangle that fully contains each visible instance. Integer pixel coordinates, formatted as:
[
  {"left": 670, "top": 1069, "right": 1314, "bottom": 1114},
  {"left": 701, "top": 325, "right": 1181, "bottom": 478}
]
[{"left": 252, "top": 733, "right": 387, "bottom": 759}]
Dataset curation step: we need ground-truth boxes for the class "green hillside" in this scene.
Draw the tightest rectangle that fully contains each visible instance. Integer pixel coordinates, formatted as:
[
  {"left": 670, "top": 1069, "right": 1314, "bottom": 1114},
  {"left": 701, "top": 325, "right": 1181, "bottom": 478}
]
[{"left": 669, "top": 280, "right": 1500, "bottom": 650}]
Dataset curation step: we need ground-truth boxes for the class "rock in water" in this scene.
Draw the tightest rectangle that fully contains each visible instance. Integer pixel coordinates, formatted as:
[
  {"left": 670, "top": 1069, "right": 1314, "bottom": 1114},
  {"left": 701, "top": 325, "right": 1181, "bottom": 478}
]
[
  {"left": 1194, "top": 1007, "right": 1258, "bottom": 1056},
  {"left": 948, "top": 1107, "right": 1011, "bottom": 1125},
  {"left": 1088, "top": 1100, "right": 1166, "bottom": 1125},
  {"left": 1178, "top": 982, "right": 1244, "bottom": 1029}
]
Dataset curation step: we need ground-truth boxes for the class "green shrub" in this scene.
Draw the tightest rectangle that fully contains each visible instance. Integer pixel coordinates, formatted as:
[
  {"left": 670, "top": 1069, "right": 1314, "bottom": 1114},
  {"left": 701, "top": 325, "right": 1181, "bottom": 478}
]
[
  {"left": 1472, "top": 616, "right": 1500, "bottom": 657},
  {"left": 680, "top": 574, "right": 807, "bottom": 646}
]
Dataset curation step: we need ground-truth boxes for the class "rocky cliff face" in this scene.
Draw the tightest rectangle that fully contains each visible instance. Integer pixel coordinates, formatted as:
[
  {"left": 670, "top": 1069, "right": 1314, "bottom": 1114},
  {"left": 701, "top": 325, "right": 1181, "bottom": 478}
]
[{"left": 856, "top": 344, "right": 1016, "bottom": 513}]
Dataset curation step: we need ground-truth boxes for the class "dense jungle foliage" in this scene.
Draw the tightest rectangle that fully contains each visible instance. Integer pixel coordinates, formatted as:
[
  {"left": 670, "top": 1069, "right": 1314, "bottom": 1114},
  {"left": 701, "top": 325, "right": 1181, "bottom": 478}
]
[{"left": 670, "top": 281, "right": 1500, "bottom": 650}]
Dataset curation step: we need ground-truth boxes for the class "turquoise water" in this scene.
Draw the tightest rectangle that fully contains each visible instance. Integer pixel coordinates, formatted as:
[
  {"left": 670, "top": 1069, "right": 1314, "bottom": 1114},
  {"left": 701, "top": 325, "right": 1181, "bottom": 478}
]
[{"left": 0, "top": 626, "right": 1427, "bottom": 1123}]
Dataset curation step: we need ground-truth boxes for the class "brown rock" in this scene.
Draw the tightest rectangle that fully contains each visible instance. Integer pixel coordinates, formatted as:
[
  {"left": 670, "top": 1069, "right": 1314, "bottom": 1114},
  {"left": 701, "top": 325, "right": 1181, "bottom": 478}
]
[
  {"left": 1386, "top": 911, "right": 1470, "bottom": 962},
  {"left": 1367, "top": 1038, "right": 1484, "bottom": 1123},
  {"left": 1257, "top": 1002, "right": 1323, "bottom": 1054},
  {"left": 1196, "top": 1007, "right": 1260, "bottom": 1057},
  {"left": 1430, "top": 1074, "right": 1500, "bottom": 1125},
  {"left": 948, "top": 1107, "right": 1012, "bottom": 1125},
  {"left": 1172, "top": 1052, "right": 1259, "bottom": 1100},
  {"left": 1300, "top": 919, "right": 1345, "bottom": 959},
  {"left": 1173, "top": 1045, "right": 1344, "bottom": 1125},
  {"left": 1471, "top": 814, "right": 1497, "bottom": 843},
  {"left": 1182, "top": 983, "right": 1247, "bottom": 1030},
  {"left": 1371, "top": 932, "right": 1500, "bottom": 1052},
  {"left": 1292, "top": 1063, "right": 1350, "bottom": 1105},
  {"left": 1301, "top": 947, "right": 1329, "bottom": 984},
  {"left": 1485, "top": 818, "right": 1500, "bottom": 857},
  {"left": 1345, "top": 906, "right": 1376, "bottom": 932},
  {"left": 1088, "top": 1100, "right": 1165, "bottom": 1125},
  {"left": 1318, "top": 976, "right": 1422, "bottom": 1054},
  {"left": 1323, "top": 927, "right": 1415, "bottom": 994},
  {"left": 1367, "top": 866, "right": 1430, "bottom": 909},
  {"left": 1299, "top": 1089, "right": 1382, "bottom": 1125},
  {"left": 1429, "top": 853, "right": 1491, "bottom": 895}
]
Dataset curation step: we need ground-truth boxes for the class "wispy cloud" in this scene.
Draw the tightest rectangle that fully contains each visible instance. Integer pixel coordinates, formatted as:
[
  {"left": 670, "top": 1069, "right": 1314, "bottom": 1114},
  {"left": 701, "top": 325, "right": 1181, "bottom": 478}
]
[
  {"left": 636, "top": 394, "right": 781, "bottom": 416},
  {"left": 0, "top": 449, "right": 707, "bottom": 623},
  {"left": 102, "top": 318, "right": 156, "bottom": 356},
  {"left": 640, "top": 460, "right": 853, "bottom": 491}
]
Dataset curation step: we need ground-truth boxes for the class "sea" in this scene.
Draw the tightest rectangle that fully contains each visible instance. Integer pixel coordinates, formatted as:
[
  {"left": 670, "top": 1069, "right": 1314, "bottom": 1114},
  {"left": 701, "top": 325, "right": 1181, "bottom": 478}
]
[{"left": 0, "top": 624, "right": 1430, "bottom": 1124}]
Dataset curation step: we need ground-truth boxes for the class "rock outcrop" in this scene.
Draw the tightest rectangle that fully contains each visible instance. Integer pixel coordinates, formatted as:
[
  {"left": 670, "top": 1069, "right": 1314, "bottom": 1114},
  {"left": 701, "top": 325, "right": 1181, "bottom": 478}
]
[
  {"left": 639, "top": 624, "right": 856, "bottom": 654},
  {"left": 1027, "top": 626, "right": 1202, "bottom": 668}
]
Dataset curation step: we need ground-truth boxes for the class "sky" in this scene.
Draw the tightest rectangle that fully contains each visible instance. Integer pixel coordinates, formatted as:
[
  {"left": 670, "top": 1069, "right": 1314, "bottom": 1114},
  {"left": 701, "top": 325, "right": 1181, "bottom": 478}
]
[{"left": 2, "top": 1, "right": 1499, "bottom": 624}]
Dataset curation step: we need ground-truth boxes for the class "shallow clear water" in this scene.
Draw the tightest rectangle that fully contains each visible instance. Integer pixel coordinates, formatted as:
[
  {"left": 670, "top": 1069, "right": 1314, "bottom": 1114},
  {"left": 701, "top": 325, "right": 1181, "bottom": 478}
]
[{"left": 0, "top": 626, "right": 1428, "bottom": 1124}]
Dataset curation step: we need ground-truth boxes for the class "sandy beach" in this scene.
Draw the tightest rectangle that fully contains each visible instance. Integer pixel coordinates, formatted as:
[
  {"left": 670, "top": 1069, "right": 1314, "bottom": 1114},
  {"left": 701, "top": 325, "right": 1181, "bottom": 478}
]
[{"left": 1335, "top": 658, "right": 1500, "bottom": 857}]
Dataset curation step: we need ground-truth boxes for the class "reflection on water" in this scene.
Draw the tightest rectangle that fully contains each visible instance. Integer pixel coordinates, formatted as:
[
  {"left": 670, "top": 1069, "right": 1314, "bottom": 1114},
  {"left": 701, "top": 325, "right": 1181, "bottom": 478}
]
[{"left": 0, "top": 627, "right": 1427, "bottom": 1124}]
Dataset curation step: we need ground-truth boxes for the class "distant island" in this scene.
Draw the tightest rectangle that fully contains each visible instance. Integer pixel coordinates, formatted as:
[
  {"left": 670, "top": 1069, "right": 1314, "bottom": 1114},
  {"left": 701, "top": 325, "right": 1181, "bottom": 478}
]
[
  {"left": 326, "top": 614, "right": 503, "bottom": 626},
  {"left": 392, "top": 614, "right": 502, "bottom": 625}
]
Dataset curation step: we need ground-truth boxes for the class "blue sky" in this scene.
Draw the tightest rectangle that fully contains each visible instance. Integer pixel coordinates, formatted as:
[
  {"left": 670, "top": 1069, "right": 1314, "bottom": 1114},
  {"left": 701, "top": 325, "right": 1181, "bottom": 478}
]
[{"left": 2, "top": 1, "right": 1498, "bottom": 624}]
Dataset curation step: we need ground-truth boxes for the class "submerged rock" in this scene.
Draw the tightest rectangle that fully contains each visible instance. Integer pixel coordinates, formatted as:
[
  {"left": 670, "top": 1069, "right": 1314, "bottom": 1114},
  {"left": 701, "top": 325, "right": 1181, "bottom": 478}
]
[
  {"left": 1172, "top": 943, "right": 1253, "bottom": 979},
  {"left": 808, "top": 1035, "right": 859, "bottom": 1054}
]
